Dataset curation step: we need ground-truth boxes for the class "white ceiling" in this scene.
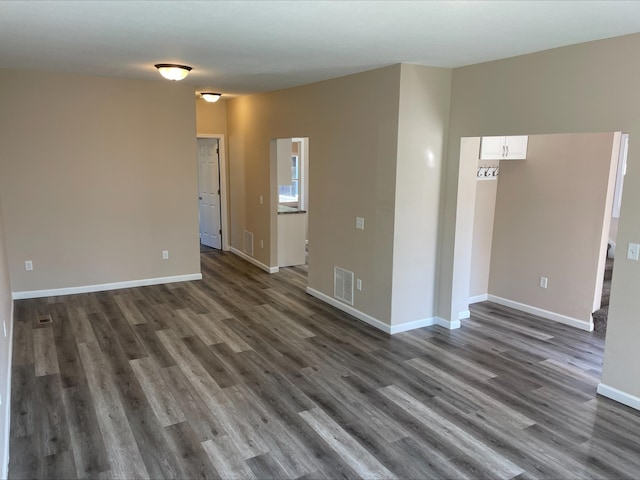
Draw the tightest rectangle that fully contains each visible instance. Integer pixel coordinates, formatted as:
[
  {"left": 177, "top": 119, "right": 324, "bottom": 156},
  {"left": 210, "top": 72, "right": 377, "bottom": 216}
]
[{"left": 2, "top": 1, "right": 640, "bottom": 96}]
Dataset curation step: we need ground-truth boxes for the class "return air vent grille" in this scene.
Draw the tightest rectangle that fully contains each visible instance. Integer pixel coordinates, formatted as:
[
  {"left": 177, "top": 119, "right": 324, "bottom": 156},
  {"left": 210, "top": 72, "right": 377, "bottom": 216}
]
[
  {"left": 243, "top": 230, "right": 254, "bottom": 256},
  {"left": 334, "top": 266, "right": 354, "bottom": 306}
]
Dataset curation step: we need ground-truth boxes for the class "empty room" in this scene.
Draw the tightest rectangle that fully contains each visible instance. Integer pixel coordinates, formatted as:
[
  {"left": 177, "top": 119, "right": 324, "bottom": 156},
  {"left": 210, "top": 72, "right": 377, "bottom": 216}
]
[{"left": 1, "top": 1, "right": 640, "bottom": 479}]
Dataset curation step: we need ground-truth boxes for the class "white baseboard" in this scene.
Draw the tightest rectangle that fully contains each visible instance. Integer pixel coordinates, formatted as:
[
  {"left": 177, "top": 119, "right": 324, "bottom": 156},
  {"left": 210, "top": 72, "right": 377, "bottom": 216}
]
[
  {"left": 305, "top": 287, "right": 454, "bottom": 334},
  {"left": 230, "top": 247, "right": 279, "bottom": 274},
  {"left": 2, "top": 300, "right": 14, "bottom": 479},
  {"left": 458, "top": 310, "right": 470, "bottom": 320},
  {"left": 306, "top": 287, "right": 393, "bottom": 333},
  {"left": 12, "top": 273, "right": 202, "bottom": 300},
  {"left": 390, "top": 317, "right": 437, "bottom": 334},
  {"left": 487, "top": 295, "right": 593, "bottom": 331},
  {"left": 469, "top": 294, "right": 488, "bottom": 304},
  {"left": 597, "top": 383, "right": 640, "bottom": 411},
  {"left": 435, "top": 317, "right": 461, "bottom": 330}
]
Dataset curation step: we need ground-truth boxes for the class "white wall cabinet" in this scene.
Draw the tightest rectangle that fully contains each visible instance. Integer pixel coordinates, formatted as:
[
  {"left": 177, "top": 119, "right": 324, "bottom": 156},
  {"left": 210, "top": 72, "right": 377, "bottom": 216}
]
[{"left": 480, "top": 136, "right": 528, "bottom": 160}]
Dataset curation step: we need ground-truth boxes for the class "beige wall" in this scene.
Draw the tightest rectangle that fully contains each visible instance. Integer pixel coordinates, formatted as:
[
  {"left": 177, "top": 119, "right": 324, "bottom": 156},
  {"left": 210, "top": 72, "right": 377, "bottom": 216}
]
[
  {"left": 227, "top": 65, "right": 402, "bottom": 322},
  {"left": 488, "top": 133, "right": 617, "bottom": 323},
  {"left": 196, "top": 97, "right": 228, "bottom": 137},
  {"left": 0, "top": 70, "right": 201, "bottom": 293},
  {"left": 0, "top": 197, "right": 12, "bottom": 477},
  {"left": 227, "top": 64, "right": 451, "bottom": 326},
  {"left": 392, "top": 64, "right": 451, "bottom": 325},
  {"left": 442, "top": 32, "right": 640, "bottom": 399}
]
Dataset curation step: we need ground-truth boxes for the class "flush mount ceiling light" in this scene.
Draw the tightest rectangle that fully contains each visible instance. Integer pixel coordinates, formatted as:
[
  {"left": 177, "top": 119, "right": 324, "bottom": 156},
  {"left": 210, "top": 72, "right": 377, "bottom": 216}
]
[
  {"left": 154, "top": 64, "right": 192, "bottom": 81},
  {"left": 201, "top": 92, "right": 222, "bottom": 103}
]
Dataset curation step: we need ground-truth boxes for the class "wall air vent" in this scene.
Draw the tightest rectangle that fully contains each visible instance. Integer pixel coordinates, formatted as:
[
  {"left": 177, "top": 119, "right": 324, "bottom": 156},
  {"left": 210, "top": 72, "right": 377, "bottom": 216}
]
[
  {"left": 334, "top": 266, "right": 354, "bottom": 306},
  {"left": 243, "top": 230, "right": 254, "bottom": 256}
]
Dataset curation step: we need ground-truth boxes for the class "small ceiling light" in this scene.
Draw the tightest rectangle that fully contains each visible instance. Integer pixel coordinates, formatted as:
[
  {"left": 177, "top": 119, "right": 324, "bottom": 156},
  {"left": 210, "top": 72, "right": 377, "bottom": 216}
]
[
  {"left": 201, "top": 92, "right": 222, "bottom": 103},
  {"left": 155, "top": 64, "right": 192, "bottom": 81}
]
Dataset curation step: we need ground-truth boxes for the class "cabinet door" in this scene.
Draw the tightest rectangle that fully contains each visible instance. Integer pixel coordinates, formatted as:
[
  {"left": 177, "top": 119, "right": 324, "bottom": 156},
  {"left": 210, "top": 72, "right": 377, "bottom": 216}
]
[
  {"left": 503, "top": 136, "right": 528, "bottom": 160},
  {"left": 479, "top": 136, "right": 505, "bottom": 160}
]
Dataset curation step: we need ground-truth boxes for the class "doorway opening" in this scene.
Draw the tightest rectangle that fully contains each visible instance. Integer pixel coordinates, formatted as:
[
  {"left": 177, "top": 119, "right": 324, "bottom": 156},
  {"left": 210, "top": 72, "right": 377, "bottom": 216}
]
[
  {"left": 197, "top": 135, "right": 229, "bottom": 252},
  {"left": 274, "top": 137, "right": 310, "bottom": 270},
  {"left": 458, "top": 132, "right": 624, "bottom": 333}
]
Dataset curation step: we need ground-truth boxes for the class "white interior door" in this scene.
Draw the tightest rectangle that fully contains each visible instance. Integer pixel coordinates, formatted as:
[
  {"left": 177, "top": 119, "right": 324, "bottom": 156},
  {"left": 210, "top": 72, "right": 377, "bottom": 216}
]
[{"left": 198, "top": 138, "right": 222, "bottom": 249}]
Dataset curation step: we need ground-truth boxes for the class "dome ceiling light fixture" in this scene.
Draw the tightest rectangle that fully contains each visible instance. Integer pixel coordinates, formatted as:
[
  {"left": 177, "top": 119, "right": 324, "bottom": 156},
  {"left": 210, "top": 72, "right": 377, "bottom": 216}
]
[
  {"left": 201, "top": 92, "right": 222, "bottom": 103},
  {"left": 154, "top": 63, "right": 192, "bottom": 81}
]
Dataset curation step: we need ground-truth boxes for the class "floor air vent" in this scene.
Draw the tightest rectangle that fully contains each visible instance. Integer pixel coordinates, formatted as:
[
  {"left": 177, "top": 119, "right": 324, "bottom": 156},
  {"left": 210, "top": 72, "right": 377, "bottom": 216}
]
[
  {"left": 334, "top": 266, "right": 354, "bottom": 306},
  {"left": 243, "top": 230, "right": 254, "bottom": 256}
]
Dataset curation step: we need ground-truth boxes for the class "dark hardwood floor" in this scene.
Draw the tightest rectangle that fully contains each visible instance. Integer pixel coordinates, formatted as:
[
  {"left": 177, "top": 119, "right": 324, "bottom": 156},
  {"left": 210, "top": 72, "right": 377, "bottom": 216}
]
[{"left": 9, "top": 250, "right": 640, "bottom": 479}]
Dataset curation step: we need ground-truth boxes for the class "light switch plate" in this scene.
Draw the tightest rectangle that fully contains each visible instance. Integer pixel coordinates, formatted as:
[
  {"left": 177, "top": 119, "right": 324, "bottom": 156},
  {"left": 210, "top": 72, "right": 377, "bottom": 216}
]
[
  {"left": 356, "top": 217, "right": 365, "bottom": 230},
  {"left": 628, "top": 242, "right": 640, "bottom": 261}
]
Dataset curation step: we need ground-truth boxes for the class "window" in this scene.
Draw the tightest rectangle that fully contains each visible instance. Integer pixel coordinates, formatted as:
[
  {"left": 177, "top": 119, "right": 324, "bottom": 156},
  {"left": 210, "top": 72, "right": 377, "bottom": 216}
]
[{"left": 278, "top": 155, "right": 299, "bottom": 204}]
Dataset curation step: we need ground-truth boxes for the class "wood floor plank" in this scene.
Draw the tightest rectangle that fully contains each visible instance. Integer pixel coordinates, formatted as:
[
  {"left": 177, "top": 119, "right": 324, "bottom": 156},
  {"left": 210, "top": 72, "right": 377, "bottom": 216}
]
[
  {"left": 156, "top": 328, "right": 223, "bottom": 397},
  {"left": 299, "top": 407, "right": 396, "bottom": 480},
  {"left": 10, "top": 364, "right": 35, "bottom": 438},
  {"left": 163, "top": 364, "right": 226, "bottom": 443},
  {"left": 39, "top": 450, "right": 77, "bottom": 480},
  {"left": 113, "top": 294, "right": 147, "bottom": 326},
  {"left": 163, "top": 421, "right": 220, "bottom": 480},
  {"left": 77, "top": 342, "right": 149, "bottom": 480},
  {"left": 33, "top": 328, "right": 60, "bottom": 377},
  {"left": 129, "top": 356, "right": 186, "bottom": 427},
  {"left": 8, "top": 435, "right": 39, "bottom": 480},
  {"left": 200, "top": 314, "right": 253, "bottom": 353},
  {"left": 132, "top": 322, "right": 177, "bottom": 368},
  {"left": 245, "top": 452, "right": 290, "bottom": 480},
  {"left": 67, "top": 306, "right": 98, "bottom": 345},
  {"left": 34, "top": 373, "right": 71, "bottom": 457},
  {"left": 11, "top": 316, "right": 34, "bottom": 367},
  {"left": 406, "top": 356, "right": 536, "bottom": 428},
  {"left": 62, "top": 384, "right": 110, "bottom": 479},
  {"left": 51, "top": 304, "right": 85, "bottom": 389},
  {"left": 379, "top": 384, "right": 524, "bottom": 480},
  {"left": 201, "top": 436, "right": 257, "bottom": 480}
]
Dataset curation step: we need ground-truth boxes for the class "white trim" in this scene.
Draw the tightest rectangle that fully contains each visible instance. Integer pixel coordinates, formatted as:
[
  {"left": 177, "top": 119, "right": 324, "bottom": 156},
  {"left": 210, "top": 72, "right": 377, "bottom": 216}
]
[
  {"left": 230, "top": 247, "right": 279, "bottom": 274},
  {"left": 306, "top": 287, "right": 448, "bottom": 334},
  {"left": 487, "top": 295, "right": 593, "bottom": 331},
  {"left": 12, "top": 274, "right": 202, "bottom": 300},
  {"left": 458, "top": 310, "right": 470, "bottom": 320},
  {"left": 390, "top": 317, "right": 437, "bottom": 334},
  {"left": 307, "top": 287, "right": 392, "bottom": 333},
  {"left": 469, "top": 294, "right": 488, "bottom": 304},
  {"left": 435, "top": 317, "right": 462, "bottom": 330},
  {"left": 2, "top": 300, "right": 14, "bottom": 479},
  {"left": 597, "top": 383, "right": 640, "bottom": 411},
  {"left": 197, "top": 134, "right": 230, "bottom": 252}
]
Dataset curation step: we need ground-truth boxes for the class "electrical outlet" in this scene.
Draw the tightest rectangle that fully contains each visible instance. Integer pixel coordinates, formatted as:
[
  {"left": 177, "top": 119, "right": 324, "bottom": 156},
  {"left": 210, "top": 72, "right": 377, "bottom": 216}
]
[
  {"left": 356, "top": 279, "right": 362, "bottom": 291},
  {"left": 540, "top": 276, "right": 548, "bottom": 289},
  {"left": 627, "top": 242, "right": 640, "bottom": 261},
  {"left": 260, "top": 240, "right": 264, "bottom": 249},
  {"left": 25, "top": 260, "right": 33, "bottom": 271},
  {"left": 260, "top": 195, "right": 264, "bottom": 205},
  {"left": 162, "top": 250, "right": 169, "bottom": 260},
  {"left": 356, "top": 217, "right": 365, "bottom": 230}
]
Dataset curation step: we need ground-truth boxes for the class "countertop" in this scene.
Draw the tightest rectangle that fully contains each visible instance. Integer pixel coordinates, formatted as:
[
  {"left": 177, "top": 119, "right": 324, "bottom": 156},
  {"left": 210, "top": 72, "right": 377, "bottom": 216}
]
[{"left": 278, "top": 205, "right": 307, "bottom": 214}]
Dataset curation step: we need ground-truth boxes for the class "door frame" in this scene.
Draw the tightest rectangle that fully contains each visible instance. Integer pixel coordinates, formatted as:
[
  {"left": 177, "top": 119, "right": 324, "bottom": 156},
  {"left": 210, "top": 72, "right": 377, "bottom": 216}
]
[{"left": 197, "top": 134, "right": 230, "bottom": 251}]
